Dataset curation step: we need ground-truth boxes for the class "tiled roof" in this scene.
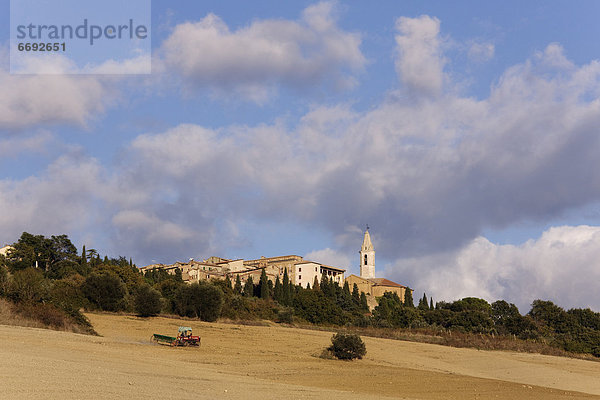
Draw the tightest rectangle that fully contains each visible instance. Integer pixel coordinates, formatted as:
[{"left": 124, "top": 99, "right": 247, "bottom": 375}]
[{"left": 368, "top": 278, "right": 406, "bottom": 288}]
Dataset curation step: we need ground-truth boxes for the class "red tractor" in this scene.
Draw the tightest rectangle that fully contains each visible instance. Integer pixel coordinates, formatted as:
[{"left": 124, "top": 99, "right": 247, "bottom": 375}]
[{"left": 152, "top": 326, "right": 200, "bottom": 347}]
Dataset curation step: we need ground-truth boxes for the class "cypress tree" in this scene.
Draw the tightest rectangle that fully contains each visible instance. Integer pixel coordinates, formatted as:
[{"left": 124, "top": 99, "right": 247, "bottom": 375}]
[
  {"left": 352, "top": 283, "right": 360, "bottom": 305},
  {"left": 225, "top": 274, "right": 232, "bottom": 290},
  {"left": 404, "top": 287, "right": 414, "bottom": 307},
  {"left": 418, "top": 293, "right": 429, "bottom": 310},
  {"left": 340, "top": 280, "right": 353, "bottom": 310},
  {"left": 430, "top": 298, "right": 434, "bottom": 310},
  {"left": 343, "top": 280, "right": 351, "bottom": 298},
  {"left": 234, "top": 275, "right": 243, "bottom": 295},
  {"left": 320, "top": 272, "right": 328, "bottom": 294},
  {"left": 328, "top": 277, "right": 337, "bottom": 298},
  {"left": 312, "top": 275, "right": 320, "bottom": 291},
  {"left": 282, "top": 268, "right": 290, "bottom": 306},
  {"left": 274, "top": 276, "right": 282, "bottom": 302},
  {"left": 81, "top": 245, "right": 87, "bottom": 267},
  {"left": 259, "top": 269, "right": 269, "bottom": 299},
  {"left": 243, "top": 276, "right": 254, "bottom": 297},
  {"left": 360, "top": 292, "right": 369, "bottom": 312}
]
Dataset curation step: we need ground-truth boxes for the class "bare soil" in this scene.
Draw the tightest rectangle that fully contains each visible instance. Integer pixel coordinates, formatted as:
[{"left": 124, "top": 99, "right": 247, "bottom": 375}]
[{"left": 1, "top": 313, "right": 599, "bottom": 399}]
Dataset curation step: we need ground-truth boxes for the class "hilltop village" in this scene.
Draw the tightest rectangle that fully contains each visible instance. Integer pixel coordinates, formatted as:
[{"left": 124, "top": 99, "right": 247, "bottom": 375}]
[{"left": 141, "top": 229, "right": 411, "bottom": 309}]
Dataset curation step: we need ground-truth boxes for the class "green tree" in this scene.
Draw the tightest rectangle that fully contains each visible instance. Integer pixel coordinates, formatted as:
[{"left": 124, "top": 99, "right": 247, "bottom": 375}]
[
  {"left": 328, "top": 333, "right": 366, "bottom": 360},
  {"left": 320, "top": 272, "right": 329, "bottom": 295},
  {"left": 259, "top": 269, "right": 270, "bottom": 299},
  {"left": 418, "top": 293, "right": 429, "bottom": 310},
  {"left": 273, "top": 276, "right": 282, "bottom": 302},
  {"left": 243, "top": 276, "right": 254, "bottom": 297},
  {"left": 352, "top": 283, "right": 360, "bottom": 306},
  {"left": 312, "top": 276, "right": 320, "bottom": 291},
  {"left": 81, "top": 273, "right": 126, "bottom": 311},
  {"left": 10, "top": 267, "right": 48, "bottom": 303},
  {"left": 360, "top": 292, "right": 369, "bottom": 312},
  {"left": 134, "top": 284, "right": 162, "bottom": 317},
  {"left": 0, "top": 265, "right": 10, "bottom": 296},
  {"left": 174, "top": 282, "right": 223, "bottom": 322},
  {"left": 80, "top": 245, "right": 87, "bottom": 268},
  {"left": 338, "top": 281, "right": 354, "bottom": 311},
  {"left": 6, "top": 233, "right": 78, "bottom": 274},
  {"left": 282, "top": 269, "right": 290, "bottom": 305},
  {"left": 234, "top": 275, "right": 243, "bottom": 295},
  {"left": 404, "top": 287, "right": 414, "bottom": 307}
]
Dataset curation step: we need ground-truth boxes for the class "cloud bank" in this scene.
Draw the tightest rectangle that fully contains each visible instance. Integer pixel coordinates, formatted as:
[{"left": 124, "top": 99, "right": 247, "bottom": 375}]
[{"left": 388, "top": 225, "right": 600, "bottom": 312}]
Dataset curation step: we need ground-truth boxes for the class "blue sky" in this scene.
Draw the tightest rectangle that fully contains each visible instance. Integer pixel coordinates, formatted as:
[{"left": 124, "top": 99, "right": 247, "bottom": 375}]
[{"left": 2, "top": 1, "right": 600, "bottom": 311}]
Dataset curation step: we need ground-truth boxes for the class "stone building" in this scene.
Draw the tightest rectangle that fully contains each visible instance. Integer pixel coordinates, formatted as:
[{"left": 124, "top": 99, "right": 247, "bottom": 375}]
[
  {"left": 0, "top": 245, "right": 13, "bottom": 257},
  {"left": 140, "top": 254, "right": 345, "bottom": 288}
]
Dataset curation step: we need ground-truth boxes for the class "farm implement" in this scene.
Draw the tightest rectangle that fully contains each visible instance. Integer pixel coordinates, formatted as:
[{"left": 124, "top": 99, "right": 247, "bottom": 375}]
[{"left": 152, "top": 326, "right": 200, "bottom": 347}]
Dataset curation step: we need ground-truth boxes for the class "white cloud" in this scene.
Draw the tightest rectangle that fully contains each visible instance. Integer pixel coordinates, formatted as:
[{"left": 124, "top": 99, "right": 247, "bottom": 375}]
[
  {"left": 468, "top": 41, "right": 495, "bottom": 62},
  {"left": 84, "top": 54, "right": 152, "bottom": 75},
  {"left": 305, "top": 247, "right": 351, "bottom": 269},
  {"left": 387, "top": 226, "right": 600, "bottom": 312},
  {"left": 394, "top": 15, "right": 445, "bottom": 97},
  {"left": 0, "top": 131, "right": 55, "bottom": 157},
  {"left": 0, "top": 153, "right": 105, "bottom": 242},
  {"left": 0, "top": 51, "right": 117, "bottom": 129},
  {"left": 161, "top": 2, "right": 365, "bottom": 101}
]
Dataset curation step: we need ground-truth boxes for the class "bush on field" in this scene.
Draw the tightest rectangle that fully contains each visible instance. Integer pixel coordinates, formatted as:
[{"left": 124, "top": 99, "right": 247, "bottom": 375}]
[
  {"left": 277, "top": 307, "right": 294, "bottom": 324},
  {"left": 134, "top": 284, "right": 162, "bottom": 317},
  {"left": 174, "top": 282, "right": 223, "bottom": 322},
  {"left": 327, "top": 332, "right": 366, "bottom": 360}
]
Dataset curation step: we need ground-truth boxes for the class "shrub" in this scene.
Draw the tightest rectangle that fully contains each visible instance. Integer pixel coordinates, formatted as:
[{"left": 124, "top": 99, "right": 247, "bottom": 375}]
[
  {"left": 134, "top": 284, "right": 162, "bottom": 317},
  {"left": 327, "top": 332, "right": 366, "bottom": 360},
  {"left": 277, "top": 307, "right": 294, "bottom": 324},
  {"left": 9, "top": 268, "right": 49, "bottom": 303},
  {"left": 0, "top": 265, "right": 9, "bottom": 296},
  {"left": 173, "top": 282, "right": 224, "bottom": 322}
]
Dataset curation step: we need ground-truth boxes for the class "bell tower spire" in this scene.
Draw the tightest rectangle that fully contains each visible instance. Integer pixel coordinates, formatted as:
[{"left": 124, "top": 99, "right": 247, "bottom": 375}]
[{"left": 359, "top": 227, "right": 375, "bottom": 279}]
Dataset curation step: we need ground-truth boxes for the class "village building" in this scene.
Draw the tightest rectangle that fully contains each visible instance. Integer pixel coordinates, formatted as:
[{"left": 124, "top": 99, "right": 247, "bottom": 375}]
[
  {"left": 139, "top": 228, "right": 409, "bottom": 310},
  {"left": 140, "top": 254, "right": 345, "bottom": 288},
  {"left": 345, "top": 228, "right": 411, "bottom": 309},
  {"left": 0, "top": 245, "right": 13, "bottom": 257}
]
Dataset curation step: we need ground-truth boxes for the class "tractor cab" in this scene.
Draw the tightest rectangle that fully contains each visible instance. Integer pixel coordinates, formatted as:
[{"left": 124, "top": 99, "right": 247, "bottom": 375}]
[
  {"left": 175, "top": 326, "right": 200, "bottom": 346},
  {"left": 177, "top": 326, "right": 193, "bottom": 338}
]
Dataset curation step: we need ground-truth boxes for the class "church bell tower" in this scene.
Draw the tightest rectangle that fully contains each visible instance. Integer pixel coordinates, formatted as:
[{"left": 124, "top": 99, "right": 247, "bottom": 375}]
[{"left": 359, "top": 228, "right": 375, "bottom": 279}]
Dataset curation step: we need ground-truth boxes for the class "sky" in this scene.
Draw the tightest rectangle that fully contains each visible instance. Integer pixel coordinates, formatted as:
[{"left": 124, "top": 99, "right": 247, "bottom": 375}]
[{"left": 1, "top": 0, "right": 600, "bottom": 312}]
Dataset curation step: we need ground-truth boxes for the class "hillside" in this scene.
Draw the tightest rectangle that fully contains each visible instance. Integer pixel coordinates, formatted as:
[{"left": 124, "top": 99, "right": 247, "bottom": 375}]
[{"left": 1, "top": 313, "right": 599, "bottom": 399}]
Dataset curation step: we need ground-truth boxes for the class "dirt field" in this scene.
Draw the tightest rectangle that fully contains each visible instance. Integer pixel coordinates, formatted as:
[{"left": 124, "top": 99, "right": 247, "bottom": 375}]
[{"left": 1, "top": 314, "right": 599, "bottom": 399}]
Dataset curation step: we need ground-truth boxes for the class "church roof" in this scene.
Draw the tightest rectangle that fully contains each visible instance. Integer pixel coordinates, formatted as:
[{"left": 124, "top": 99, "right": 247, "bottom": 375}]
[
  {"left": 368, "top": 278, "right": 406, "bottom": 288},
  {"left": 361, "top": 229, "right": 374, "bottom": 252}
]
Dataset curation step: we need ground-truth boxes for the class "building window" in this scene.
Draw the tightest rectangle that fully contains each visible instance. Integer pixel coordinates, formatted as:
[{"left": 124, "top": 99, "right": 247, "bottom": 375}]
[
  {"left": 299, "top": 267, "right": 301, "bottom": 272},
  {"left": 299, "top": 275, "right": 301, "bottom": 280},
  {"left": 315, "top": 267, "right": 317, "bottom": 272},
  {"left": 364, "top": 254, "right": 368, "bottom": 265}
]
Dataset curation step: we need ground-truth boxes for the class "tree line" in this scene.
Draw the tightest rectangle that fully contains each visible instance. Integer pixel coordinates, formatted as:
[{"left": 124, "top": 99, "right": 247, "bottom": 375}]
[{"left": 1, "top": 232, "right": 599, "bottom": 358}]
